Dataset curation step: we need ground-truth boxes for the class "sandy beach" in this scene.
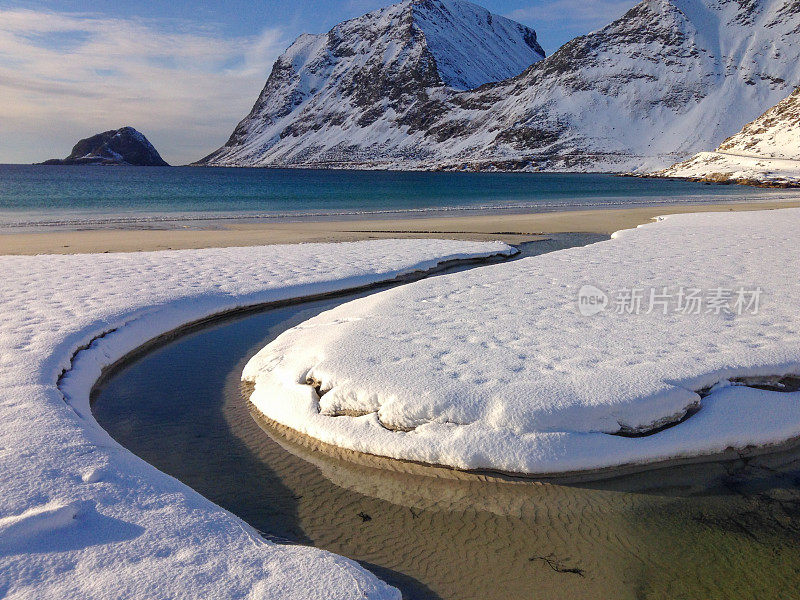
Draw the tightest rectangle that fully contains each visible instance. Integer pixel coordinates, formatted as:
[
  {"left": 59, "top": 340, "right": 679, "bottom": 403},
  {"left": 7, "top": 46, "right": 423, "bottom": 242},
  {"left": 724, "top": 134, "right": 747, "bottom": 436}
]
[{"left": 3, "top": 199, "right": 800, "bottom": 255}]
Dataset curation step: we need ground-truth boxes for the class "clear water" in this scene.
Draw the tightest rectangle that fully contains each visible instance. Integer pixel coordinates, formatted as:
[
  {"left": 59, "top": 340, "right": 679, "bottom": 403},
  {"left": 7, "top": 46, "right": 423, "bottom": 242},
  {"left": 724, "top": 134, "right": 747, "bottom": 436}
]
[
  {"left": 91, "top": 238, "right": 800, "bottom": 600},
  {"left": 2, "top": 165, "right": 799, "bottom": 231}
]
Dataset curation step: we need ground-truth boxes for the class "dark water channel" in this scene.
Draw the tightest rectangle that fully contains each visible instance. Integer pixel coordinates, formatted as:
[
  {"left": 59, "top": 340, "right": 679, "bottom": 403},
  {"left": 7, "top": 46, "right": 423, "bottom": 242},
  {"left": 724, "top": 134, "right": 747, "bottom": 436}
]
[{"left": 91, "top": 234, "right": 800, "bottom": 600}]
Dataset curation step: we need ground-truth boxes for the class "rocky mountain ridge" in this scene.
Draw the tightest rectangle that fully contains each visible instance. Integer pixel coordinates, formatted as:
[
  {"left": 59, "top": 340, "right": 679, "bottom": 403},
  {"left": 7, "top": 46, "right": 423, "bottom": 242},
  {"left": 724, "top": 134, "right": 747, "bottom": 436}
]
[
  {"left": 196, "top": 0, "right": 544, "bottom": 167},
  {"left": 199, "top": 0, "right": 800, "bottom": 172},
  {"left": 656, "top": 86, "right": 800, "bottom": 186}
]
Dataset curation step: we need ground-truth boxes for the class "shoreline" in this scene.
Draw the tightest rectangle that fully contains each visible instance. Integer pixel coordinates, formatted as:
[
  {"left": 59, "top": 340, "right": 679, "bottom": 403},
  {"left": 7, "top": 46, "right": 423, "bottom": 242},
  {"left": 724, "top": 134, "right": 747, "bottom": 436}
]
[
  {"left": 79, "top": 231, "right": 800, "bottom": 484},
  {"left": 2, "top": 198, "right": 800, "bottom": 254},
  {"left": 86, "top": 249, "right": 519, "bottom": 400},
  {"left": 247, "top": 395, "right": 800, "bottom": 485}
]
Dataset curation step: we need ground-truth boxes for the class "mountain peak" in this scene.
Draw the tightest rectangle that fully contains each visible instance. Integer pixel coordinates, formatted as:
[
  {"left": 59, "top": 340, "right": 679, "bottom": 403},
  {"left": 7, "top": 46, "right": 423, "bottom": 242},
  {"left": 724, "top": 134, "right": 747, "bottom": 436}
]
[
  {"left": 408, "top": 0, "right": 545, "bottom": 90},
  {"left": 318, "top": 0, "right": 545, "bottom": 91},
  {"left": 197, "top": 0, "right": 544, "bottom": 167},
  {"left": 199, "top": 0, "right": 799, "bottom": 172}
]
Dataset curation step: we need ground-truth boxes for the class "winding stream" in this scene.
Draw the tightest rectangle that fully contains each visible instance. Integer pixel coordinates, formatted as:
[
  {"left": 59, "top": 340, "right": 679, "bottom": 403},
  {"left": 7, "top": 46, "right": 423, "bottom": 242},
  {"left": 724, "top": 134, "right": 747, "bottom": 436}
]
[{"left": 91, "top": 234, "right": 800, "bottom": 600}]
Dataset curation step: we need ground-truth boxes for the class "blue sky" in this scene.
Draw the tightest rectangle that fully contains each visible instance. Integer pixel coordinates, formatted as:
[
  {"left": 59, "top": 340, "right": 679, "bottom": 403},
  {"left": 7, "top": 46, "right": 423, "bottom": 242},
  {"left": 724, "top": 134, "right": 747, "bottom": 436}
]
[{"left": 0, "top": 0, "right": 636, "bottom": 164}]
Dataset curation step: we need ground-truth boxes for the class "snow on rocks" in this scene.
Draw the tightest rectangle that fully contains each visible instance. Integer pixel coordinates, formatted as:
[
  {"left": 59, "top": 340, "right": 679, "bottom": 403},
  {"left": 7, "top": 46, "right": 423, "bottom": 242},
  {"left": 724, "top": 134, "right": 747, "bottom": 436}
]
[
  {"left": 0, "top": 502, "right": 81, "bottom": 545},
  {"left": 0, "top": 238, "right": 511, "bottom": 599},
  {"left": 658, "top": 88, "right": 800, "bottom": 186},
  {"left": 245, "top": 209, "right": 800, "bottom": 475},
  {"left": 200, "top": 0, "right": 800, "bottom": 172},
  {"left": 197, "top": 0, "right": 545, "bottom": 168},
  {"left": 657, "top": 151, "right": 800, "bottom": 187}
]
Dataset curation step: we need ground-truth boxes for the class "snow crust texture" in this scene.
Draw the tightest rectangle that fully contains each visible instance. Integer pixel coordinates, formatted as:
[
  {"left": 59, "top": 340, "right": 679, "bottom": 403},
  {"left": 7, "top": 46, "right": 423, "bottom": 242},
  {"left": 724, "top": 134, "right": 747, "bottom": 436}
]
[
  {"left": 245, "top": 209, "right": 800, "bottom": 475},
  {"left": 0, "top": 239, "right": 510, "bottom": 599},
  {"left": 201, "top": 0, "right": 800, "bottom": 173},
  {"left": 659, "top": 87, "right": 800, "bottom": 185}
]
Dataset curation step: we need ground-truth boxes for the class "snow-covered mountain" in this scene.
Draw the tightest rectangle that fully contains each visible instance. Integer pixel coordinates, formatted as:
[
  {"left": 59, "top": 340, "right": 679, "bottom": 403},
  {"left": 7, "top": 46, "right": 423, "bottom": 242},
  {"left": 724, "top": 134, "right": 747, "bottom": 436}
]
[
  {"left": 197, "top": 0, "right": 544, "bottom": 167},
  {"left": 455, "top": 0, "right": 800, "bottom": 172},
  {"left": 715, "top": 86, "right": 800, "bottom": 161},
  {"left": 199, "top": 0, "right": 800, "bottom": 172},
  {"left": 656, "top": 87, "right": 800, "bottom": 185}
]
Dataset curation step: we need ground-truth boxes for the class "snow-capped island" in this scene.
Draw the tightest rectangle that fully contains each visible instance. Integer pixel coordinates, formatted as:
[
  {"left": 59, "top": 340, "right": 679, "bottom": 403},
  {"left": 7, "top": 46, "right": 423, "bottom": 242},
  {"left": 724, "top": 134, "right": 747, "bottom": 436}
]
[
  {"left": 245, "top": 208, "right": 800, "bottom": 476},
  {"left": 39, "top": 126, "right": 169, "bottom": 166}
]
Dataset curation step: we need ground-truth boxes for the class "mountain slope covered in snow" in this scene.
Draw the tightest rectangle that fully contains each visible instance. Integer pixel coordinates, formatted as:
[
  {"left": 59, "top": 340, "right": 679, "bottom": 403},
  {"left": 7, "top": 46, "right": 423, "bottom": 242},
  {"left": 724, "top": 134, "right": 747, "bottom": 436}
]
[
  {"left": 451, "top": 0, "right": 800, "bottom": 172},
  {"left": 657, "top": 87, "right": 800, "bottom": 185},
  {"left": 199, "top": 0, "right": 800, "bottom": 172},
  {"left": 197, "top": 0, "right": 544, "bottom": 167}
]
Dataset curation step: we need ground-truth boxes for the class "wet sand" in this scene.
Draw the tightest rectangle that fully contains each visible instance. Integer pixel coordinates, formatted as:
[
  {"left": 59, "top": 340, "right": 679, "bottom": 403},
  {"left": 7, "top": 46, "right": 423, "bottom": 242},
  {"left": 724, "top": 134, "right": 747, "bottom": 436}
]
[
  {"left": 248, "top": 406, "right": 800, "bottom": 600},
  {"left": 3, "top": 199, "right": 800, "bottom": 254},
  {"left": 243, "top": 386, "right": 800, "bottom": 484}
]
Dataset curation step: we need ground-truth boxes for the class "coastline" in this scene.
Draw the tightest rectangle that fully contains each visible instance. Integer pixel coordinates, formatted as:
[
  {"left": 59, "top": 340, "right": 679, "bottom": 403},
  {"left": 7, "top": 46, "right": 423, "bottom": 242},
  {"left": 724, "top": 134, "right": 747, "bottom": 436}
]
[
  {"left": 2, "top": 198, "right": 800, "bottom": 254},
  {"left": 637, "top": 173, "right": 800, "bottom": 188},
  {"left": 247, "top": 397, "right": 800, "bottom": 484}
]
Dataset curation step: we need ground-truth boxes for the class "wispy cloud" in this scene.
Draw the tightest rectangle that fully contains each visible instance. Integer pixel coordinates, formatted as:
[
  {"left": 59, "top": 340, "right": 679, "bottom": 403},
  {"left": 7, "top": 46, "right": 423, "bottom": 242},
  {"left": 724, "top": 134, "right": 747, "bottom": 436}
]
[
  {"left": 507, "top": 0, "right": 635, "bottom": 34},
  {"left": 0, "top": 9, "right": 287, "bottom": 164}
]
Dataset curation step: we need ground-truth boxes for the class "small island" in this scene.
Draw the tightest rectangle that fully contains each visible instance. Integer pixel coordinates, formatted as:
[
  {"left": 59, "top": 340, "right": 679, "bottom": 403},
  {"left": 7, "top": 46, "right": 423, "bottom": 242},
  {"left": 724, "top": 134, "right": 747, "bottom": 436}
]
[{"left": 39, "top": 126, "right": 169, "bottom": 166}]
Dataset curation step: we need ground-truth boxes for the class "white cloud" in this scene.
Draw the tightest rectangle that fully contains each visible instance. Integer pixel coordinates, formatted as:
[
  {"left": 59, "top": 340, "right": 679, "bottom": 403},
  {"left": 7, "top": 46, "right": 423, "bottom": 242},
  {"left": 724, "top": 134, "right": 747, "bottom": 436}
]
[
  {"left": 507, "top": 0, "right": 635, "bottom": 31},
  {"left": 0, "top": 9, "right": 287, "bottom": 164}
]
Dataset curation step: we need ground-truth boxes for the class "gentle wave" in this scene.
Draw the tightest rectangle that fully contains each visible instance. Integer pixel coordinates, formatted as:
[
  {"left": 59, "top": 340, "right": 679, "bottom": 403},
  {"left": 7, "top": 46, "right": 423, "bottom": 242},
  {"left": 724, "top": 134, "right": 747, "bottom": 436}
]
[{"left": 1, "top": 192, "right": 796, "bottom": 230}]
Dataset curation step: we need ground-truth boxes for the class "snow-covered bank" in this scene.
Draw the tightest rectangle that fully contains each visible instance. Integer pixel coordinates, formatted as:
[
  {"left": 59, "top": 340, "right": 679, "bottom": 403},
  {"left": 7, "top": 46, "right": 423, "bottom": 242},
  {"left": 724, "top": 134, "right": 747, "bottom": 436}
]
[
  {"left": 657, "top": 151, "right": 800, "bottom": 188},
  {"left": 245, "top": 209, "right": 800, "bottom": 475},
  {"left": 0, "top": 239, "right": 512, "bottom": 599}
]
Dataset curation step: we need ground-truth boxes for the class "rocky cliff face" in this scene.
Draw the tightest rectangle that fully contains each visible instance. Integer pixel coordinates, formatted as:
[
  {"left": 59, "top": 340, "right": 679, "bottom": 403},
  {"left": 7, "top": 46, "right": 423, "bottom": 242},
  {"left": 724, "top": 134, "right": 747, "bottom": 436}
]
[
  {"left": 447, "top": 0, "right": 800, "bottom": 172},
  {"left": 716, "top": 86, "right": 800, "bottom": 160},
  {"left": 196, "top": 0, "right": 544, "bottom": 167},
  {"left": 199, "top": 0, "right": 800, "bottom": 172},
  {"left": 40, "top": 127, "right": 169, "bottom": 166},
  {"left": 656, "top": 86, "right": 800, "bottom": 186}
]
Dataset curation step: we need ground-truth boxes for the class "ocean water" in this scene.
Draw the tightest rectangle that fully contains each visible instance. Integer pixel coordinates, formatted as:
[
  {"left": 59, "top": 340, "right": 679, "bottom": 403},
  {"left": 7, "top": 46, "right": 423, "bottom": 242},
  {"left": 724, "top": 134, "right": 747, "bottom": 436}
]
[{"left": 2, "top": 164, "right": 799, "bottom": 231}]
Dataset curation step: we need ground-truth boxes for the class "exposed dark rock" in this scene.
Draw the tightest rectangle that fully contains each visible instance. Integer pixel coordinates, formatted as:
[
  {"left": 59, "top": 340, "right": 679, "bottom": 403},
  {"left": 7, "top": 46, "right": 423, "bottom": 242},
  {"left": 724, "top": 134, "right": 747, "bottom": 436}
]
[
  {"left": 197, "top": 0, "right": 800, "bottom": 172},
  {"left": 195, "top": 0, "right": 545, "bottom": 168},
  {"left": 39, "top": 127, "right": 168, "bottom": 166}
]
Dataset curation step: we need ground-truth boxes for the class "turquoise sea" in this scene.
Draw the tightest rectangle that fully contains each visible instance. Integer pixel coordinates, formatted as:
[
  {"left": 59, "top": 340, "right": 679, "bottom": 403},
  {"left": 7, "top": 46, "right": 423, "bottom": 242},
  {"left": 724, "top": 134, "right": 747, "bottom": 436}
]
[{"left": 1, "top": 164, "right": 798, "bottom": 231}]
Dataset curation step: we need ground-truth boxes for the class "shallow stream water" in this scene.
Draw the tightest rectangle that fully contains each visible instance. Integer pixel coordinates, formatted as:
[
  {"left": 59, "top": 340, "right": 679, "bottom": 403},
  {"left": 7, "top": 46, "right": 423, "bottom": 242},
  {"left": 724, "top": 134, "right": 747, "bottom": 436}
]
[{"left": 91, "top": 235, "right": 800, "bottom": 600}]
